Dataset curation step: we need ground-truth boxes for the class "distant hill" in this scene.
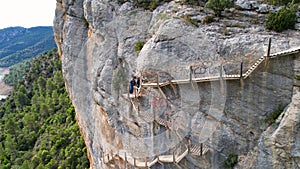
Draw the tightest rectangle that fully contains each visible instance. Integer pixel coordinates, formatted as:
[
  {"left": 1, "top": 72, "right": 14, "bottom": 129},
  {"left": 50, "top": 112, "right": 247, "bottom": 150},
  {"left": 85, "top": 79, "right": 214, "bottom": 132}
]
[{"left": 0, "top": 26, "right": 56, "bottom": 67}]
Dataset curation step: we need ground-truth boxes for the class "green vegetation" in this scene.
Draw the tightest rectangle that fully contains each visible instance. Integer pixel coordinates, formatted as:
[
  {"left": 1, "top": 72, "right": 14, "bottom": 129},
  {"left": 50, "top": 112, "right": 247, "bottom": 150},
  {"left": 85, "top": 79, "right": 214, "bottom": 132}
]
[
  {"left": 118, "top": 0, "right": 172, "bottom": 10},
  {"left": 266, "top": 5, "right": 297, "bottom": 32},
  {"left": 183, "top": 14, "right": 199, "bottom": 27},
  {"left": 205, "top": 0, "right": 234, "bottom": 16},
  {"left": 178, "top": 0, "right": 200, "bottom": 5},
  {"left": 295, "top": 75, "right": 300, "bottom": 80},
  {"left": 0, "top": 49, "right": 89, "bottom": 169},
  {"left": 201, "top": 14, "right": 215, "bottom": 24},
  {"left": 0, "top": 26, "right": 55, "bottom": 67},
  {"left": 223, "top": 152, "right": 238, "bottom": 169},
  {"left": 263, "top": 104, "right": 285, "bottom": 125},
  {"left": 265, "top": 0, "right": 300, "bottom": 5},
  {"left": 135, "top": 41, "right": 146, "bottom": 52},
  {"left": 3, "top": 60, "right": 31, "bottom": 86}
]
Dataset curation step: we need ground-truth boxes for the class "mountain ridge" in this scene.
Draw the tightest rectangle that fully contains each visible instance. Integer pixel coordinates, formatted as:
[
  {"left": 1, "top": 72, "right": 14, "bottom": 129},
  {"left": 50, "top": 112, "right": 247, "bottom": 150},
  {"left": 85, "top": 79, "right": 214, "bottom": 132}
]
[{"left": 0, "top": 26, "right": 56, "bottom": 67}]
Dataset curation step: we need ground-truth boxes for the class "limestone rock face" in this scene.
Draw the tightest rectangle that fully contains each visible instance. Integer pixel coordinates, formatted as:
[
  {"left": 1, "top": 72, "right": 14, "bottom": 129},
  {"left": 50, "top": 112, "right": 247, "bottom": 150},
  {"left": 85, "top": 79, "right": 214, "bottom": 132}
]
[{"left": 54, "top": 0, "right": 300, "bottom": 168}]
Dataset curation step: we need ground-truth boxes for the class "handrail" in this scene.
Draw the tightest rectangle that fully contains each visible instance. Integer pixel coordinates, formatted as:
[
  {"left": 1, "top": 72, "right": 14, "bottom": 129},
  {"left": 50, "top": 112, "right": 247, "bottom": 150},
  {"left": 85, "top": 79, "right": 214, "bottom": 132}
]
[
  {"left": 102, "top": 142, "right": 208, "bottom": 168},
  {"left": 140, "top": 46, "right": 300, "bottom": 87}
]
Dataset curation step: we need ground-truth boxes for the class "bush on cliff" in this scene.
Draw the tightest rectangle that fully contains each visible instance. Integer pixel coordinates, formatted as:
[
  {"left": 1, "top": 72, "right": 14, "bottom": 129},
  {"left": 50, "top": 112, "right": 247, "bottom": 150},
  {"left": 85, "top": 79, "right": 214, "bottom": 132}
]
[
  {"left": 265, "top": 0, "right": 300, "bottom": 5},
  {"left": 266, "top": 5, "right": 297, "bottom": 32},
  {"left": 205, "top": 0, "right": 234, "bottom": 16}
]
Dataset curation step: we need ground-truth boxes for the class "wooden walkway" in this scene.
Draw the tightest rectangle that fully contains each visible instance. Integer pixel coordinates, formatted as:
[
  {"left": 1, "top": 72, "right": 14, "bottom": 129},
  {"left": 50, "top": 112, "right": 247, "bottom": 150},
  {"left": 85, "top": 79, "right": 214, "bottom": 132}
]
[
  {"left": 269, "top": 46, "right": 300, "bottom": 58},
  {"left": 102, "top": 141, "right": 209, "bottom": 168},
  {"left": 141, "top": 46, "right": 300, "bottom": 87},
  {"left": 109, "top": 46, "right": 300, "bottom": 168}
]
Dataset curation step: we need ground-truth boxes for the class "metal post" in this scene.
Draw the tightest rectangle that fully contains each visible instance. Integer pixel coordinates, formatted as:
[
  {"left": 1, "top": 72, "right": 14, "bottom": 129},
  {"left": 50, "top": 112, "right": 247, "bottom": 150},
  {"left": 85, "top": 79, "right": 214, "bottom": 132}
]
[
  {"left": 124, "top": 152, "right": 127, "bottom": 168},
  {"left": 173, "top": 151, "right": 176, "bottom": 163},
  {"left": 267, "top": 37, "right": 272, "bottom": 58},
  {"left": 220, "top": 64, "right": 223, "bottom": 79},
  {"left": 189, "top": 66, "right": 192, "bottom": 82},
  {"left": 200, "top": 143, "right": 203, "bottom": 156},
  {"left": 156, "top": 73, "right": 159, "bottom": 87},
  {"left": 240, "top": 62, "right": 243, "bottom": 78},
  {"left": 134, "top": 158, "right": 136, "bottom": 167}
]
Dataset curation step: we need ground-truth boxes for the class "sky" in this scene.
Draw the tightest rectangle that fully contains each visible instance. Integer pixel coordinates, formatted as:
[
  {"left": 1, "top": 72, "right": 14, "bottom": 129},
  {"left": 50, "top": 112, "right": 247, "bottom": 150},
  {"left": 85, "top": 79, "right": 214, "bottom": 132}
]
[{"left": 0, "top": 0, "right": 56, "bottom": 29}]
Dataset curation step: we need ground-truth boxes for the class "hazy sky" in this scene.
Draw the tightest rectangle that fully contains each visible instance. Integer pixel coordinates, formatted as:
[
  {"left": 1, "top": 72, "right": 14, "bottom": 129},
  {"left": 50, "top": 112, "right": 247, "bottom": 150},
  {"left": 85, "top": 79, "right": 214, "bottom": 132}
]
[{"left": 0, "top": 0, "right": 56, "bottom": 29}]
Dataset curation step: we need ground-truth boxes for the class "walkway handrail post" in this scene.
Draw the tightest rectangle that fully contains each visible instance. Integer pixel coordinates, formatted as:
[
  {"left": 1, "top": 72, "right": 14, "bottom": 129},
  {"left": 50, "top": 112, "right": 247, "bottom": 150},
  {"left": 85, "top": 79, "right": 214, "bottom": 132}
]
[
  {"left": 219, "top": 64, "right": 223, "bottom": 79},
  {"left": 173, "top": 151, "right": 176, "bottom": 163},
  {"left": 124, "top": 152, "right": 127, "bottom": 168},
  {"left": 267, "top": 37, "right": 272, "bottom": 58},
  {"left": 240, "top": 62, "right": 243, "bottom": 78},
  {"left": 156, "top": 73, "right": 159, "bottom": 87},
  {"left": 200, "top": 143, "right": 203, "bottom": 156},
  {"left": 145, "top": 157, "right": 148, "bottom": 167},
  {"left": 190, "top": 65, "right": 195, "bottom": 90},
  {"left": 134, "top": 158, "right": 136, "bottom": 167},
  {"left": 189, "top": 66, "right": 192, "bottom": 82}
]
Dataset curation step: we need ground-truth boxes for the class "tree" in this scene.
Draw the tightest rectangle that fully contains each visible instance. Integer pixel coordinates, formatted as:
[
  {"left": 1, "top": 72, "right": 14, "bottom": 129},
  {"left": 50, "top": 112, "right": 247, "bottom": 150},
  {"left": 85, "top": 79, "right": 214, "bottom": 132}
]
[{"left": 266, "top": 5, "right": 297, "bottom": 32}]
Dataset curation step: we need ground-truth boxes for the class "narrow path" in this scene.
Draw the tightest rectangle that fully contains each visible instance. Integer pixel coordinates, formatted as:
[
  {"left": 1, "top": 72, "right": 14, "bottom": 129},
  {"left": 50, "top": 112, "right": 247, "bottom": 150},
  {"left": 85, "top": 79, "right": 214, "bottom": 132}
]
[{"left": 142, "top": 46, "right": 300, "bottom": 87}]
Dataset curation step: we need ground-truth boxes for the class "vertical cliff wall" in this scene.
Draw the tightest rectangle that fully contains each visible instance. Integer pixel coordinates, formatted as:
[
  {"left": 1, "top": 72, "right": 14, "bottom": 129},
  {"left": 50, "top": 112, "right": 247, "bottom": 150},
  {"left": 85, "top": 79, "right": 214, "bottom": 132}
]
[{"left": 54, "top": 0, "right": 300, "bottom": 168}]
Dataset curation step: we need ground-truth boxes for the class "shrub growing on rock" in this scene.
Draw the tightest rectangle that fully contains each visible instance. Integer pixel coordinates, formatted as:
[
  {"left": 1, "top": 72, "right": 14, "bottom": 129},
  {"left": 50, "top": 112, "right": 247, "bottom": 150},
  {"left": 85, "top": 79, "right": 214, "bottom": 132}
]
[
  {"left": 266, "top": 6, "right": 297, "bottom": 32},
  {"left": 205, "top": 0, "right": 234, "bottom": 16},
  {"left": 224, "top": 152, "right": 238, "bottom": 169},
  {"left": 183, "top": 14, "right": 199, "bottom": 27},
  {"left": 265, "top": 0, "right": 300, "bottom": 5},
  {"left": 135, "top": 41, "right": 146, "bottom": 52}
]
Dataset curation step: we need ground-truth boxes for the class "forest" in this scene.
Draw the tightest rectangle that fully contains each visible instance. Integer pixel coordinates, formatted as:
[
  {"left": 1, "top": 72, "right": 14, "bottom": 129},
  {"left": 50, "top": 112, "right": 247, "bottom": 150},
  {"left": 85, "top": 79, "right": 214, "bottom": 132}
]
[
  {"left": 0, "top": 27, "right": 56, "bottom": 67},
  {"left": 0, "top": 49, "right": 89, "bottom": 169}
]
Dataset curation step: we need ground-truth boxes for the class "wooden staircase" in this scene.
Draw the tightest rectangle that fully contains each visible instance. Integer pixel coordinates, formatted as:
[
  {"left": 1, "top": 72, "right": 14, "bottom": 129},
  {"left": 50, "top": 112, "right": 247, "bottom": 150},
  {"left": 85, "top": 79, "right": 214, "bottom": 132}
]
[
  {"left": 102, "top": 142, "right": 209, "bottom": 168},
  {"left": 243, "top": 56, "right": 265, "bottom": 79}
]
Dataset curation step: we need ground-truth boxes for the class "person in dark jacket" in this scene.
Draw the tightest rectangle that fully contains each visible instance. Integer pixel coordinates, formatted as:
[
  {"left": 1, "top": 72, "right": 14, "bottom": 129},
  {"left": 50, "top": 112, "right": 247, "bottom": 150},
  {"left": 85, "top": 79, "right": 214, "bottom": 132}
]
[
  {"left": 136, "top": 77, "right": 141, "bottom": 96},
  {"left": 129, "top": 76, "right": 137, "bottom": 94}
]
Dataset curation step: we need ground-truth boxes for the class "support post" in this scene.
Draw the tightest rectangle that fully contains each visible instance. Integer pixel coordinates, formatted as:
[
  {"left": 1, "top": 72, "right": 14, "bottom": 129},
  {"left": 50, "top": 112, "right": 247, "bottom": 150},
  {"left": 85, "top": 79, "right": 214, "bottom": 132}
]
[
  {"left": 173, "top": 151, "right": 176, "bottom": 163},
  {"left": 219, "top": 64, "right": 223, "bottom": 79},
  {"left": 200, "top": 143, "right": 203, "bottom": 156},
  {"left": 240, "top": 62, "right": 243, "bottom": 78},
  {"left": 145, "top": 157, "right": 148, "bottom": 167},
  {"left": 190, "top": 66, "right": 195, "bottom": 90},
  {"left": 156, "top": 73, "right": 159, "bottom": 87},
  {"left": 187, "top": 137, "right": 191, "bottom": 153},
  {"left": 264, "top": 37, "right": 272, "bottom": 71},
  {"left": 134, "top": 158, "right": 136, "bottom": 167},
  {"left": 124, "top": 152, "right": 127, "bottom": 168},
  {"left": 267, "top": 37, "right": 272, "bottom": 58}
]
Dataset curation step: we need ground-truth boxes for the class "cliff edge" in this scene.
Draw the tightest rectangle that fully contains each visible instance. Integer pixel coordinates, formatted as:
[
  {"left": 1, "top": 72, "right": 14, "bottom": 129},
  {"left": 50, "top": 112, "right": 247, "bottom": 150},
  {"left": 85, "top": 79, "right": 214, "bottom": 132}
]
[{"left": 54, "top": 0, "right": 300, "bottom": 168}]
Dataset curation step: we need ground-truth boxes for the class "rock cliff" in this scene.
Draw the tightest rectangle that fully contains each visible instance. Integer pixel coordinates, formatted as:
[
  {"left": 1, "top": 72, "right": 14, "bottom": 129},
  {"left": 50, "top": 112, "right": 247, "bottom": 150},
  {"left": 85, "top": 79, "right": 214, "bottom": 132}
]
[{"left": 53, "top": 0, "right": 300, "bottom": 168}]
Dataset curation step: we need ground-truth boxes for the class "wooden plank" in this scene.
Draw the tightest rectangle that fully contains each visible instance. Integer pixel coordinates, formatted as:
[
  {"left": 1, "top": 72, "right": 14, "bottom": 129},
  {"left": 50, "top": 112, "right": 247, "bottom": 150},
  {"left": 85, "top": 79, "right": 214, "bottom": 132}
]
[{"left": 175, "top": 148, "right": 188, "bottom": 163}]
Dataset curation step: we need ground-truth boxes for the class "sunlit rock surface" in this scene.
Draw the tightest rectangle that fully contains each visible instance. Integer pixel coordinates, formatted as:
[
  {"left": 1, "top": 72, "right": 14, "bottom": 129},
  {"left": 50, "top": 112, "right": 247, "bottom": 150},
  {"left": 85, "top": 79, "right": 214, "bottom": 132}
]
[{"left": 54, "top": 0, "right": 300, "bottom": 168}]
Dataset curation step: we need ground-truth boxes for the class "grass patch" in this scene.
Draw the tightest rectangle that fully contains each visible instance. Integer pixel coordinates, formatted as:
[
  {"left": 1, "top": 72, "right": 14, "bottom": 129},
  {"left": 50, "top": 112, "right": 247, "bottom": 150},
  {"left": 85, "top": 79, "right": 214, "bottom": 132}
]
[
  {"left": 201, "top": 14, "right": 215, "bottom": 24},
  {"left": 295, "top": 75, "right": 300, "bottom": 80},
  {"left": 183, "top": 14, "right": 199, "bottom": 27},
  {"left": 263, "top": 104, "right": 285, "bottom": 125},
  {"left": 224, "top": 152, "right": 238, "bottom": 169},
  {"left": 135, "top": 41, "right": 146, "bottom": 53}
]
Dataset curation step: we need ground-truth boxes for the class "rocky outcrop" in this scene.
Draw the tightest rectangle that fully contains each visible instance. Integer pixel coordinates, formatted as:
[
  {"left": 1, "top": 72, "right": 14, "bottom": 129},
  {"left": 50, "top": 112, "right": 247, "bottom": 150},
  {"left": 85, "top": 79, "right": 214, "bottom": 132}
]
[{"left": 54, "top": 0, "right": 300, "bottom": 168}]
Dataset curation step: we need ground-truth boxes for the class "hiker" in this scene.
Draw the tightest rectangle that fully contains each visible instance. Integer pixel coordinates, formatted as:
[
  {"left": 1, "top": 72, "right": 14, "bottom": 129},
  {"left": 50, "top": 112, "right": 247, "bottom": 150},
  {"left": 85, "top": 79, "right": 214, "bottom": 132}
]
[
  {"left": 129, "top": 76, "right": 137, "bottom": 95},
  {"left": 136, "top": 77, "right": 141, "bottom": 96}
]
